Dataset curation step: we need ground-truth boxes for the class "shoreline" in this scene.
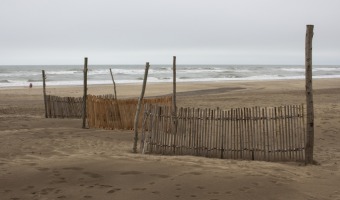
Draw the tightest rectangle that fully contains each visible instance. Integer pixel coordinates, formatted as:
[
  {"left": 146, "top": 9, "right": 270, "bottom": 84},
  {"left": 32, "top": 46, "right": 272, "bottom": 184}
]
[
  {"left": 1, "top": 78, "right": 339, "bottom": 99},
  {"left": 1, "top": 77, "right": 340, "bottom": 90},
  {"left": 1, "top": 77, "right": 339, "bottom": 89}
]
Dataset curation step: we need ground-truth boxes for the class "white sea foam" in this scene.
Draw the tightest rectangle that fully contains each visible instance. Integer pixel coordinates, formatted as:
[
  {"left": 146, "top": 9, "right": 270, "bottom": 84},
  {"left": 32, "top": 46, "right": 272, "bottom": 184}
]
[{"left": 0, "top": 65, "right": 339, "bottom": 88}]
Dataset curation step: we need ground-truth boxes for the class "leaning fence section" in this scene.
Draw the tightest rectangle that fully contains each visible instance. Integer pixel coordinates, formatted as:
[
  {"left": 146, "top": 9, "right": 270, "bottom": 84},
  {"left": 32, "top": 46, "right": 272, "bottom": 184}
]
[
  {"left": 141, "top": 104, "right": 306, "bottom": 162},
  {"left": 86, "top": 95, "right": 172, "bottom": 130},
  {"left": 45, "top": 95, "right": 83, "bottom": 118}
]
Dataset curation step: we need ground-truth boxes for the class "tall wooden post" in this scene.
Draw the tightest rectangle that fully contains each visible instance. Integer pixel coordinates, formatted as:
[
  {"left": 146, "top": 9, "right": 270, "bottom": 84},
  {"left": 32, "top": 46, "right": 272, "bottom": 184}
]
[
  {"left": 172, "top": 56, "right": 177, "bottom": 153},
  {"left": 172, "top": 56, "right": 177, "bottom": 114},
  {"left": 82, "top": 57, "right": 88, "bottom": 129},
  {"left": 42, "top": 70, "right": 47, "bottom": 118},
  {"left": 305, "top": 25, "right": 314, "bottom": 164},
  {"left": 133, "top": 62, "right": 150, "bottom": 153},
  {"left": 109, "top": 68, "right": 117, "bottom": 100}
]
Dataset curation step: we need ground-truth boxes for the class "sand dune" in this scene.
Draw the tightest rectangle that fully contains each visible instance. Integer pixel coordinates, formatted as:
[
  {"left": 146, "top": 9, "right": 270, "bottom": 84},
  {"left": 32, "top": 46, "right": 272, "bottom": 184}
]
[{"left": 0, "top": 79, "right": 339, "bottom": 200}]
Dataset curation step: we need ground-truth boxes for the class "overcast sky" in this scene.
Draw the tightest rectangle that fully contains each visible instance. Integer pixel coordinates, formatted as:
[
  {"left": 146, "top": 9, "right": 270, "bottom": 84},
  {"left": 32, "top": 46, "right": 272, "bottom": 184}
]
[{"left": 1, "top": 0, "right": 339, "bottom": 65}]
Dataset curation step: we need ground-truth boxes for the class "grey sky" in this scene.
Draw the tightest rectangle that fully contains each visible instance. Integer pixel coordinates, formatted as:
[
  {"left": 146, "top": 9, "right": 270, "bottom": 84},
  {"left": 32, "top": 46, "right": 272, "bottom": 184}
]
[{"left": 1, "top": 0, "right": 339, "bottom": 65}]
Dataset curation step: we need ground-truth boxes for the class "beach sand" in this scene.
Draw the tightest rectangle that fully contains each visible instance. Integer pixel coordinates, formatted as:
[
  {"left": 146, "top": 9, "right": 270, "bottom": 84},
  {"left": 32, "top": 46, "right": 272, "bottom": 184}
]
[{"left": 0, "top": 79, "right": 339, "bottom": 200}]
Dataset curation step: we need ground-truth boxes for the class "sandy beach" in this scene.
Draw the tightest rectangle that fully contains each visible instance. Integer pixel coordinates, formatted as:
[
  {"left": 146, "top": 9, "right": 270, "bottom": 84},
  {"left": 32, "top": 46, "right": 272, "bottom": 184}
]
[{"left": 0, "top": 79, "right": 339, "bottom": 200}]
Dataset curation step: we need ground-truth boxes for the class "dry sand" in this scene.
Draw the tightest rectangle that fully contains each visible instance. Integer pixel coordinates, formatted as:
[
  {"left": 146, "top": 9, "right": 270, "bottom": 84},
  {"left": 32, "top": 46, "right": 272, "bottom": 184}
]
[{"left": 0, "top": 79, "right": 339, "bottom": 200}]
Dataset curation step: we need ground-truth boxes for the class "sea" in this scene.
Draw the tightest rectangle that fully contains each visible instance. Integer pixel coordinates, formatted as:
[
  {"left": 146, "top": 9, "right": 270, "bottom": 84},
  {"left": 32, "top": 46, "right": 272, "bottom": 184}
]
[{"left": 0, "top": 65, "right": 339, "bottom": 88}]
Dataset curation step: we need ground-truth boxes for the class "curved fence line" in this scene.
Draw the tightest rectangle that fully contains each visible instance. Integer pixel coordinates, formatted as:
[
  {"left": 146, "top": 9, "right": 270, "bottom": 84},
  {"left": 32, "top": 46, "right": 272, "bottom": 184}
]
[{"left": 141, "top": 104, "right": 306, "bottom": 162}]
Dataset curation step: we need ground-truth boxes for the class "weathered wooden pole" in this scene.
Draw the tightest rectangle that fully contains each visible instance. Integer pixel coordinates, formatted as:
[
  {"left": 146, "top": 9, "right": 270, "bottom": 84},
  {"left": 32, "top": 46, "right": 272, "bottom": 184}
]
[
  {"left": 172, "top": 56, "right": 177, "bottom": 153},
  {"left": 172, "top": 56, "right": 177, "bottom": 114},
  {"left": 133, "top": 62, "right": 150, "bottom": 153},
  {"left": 82, "top": 57, "right": 88, "bottom": 129},
  {"left": 305, "top": 25, "right": 314, "bottom": 164},
  {"left": 42, "top": 70, "right": 47, "bottom": 118},
  {"left": 109, "top": 68, "right": 118, "bottom": 100}
]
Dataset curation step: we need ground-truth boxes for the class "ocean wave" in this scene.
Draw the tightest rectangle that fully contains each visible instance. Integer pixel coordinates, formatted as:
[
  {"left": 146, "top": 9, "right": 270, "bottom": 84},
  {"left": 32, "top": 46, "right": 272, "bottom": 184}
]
[
  {"left": 0, "top": 80, "right": 10, "bottom": 83},
  {"left": 314, "top": 67, "right": 340, "bottom": 71},
  {"left": 179, "top": 77, "right": 193, "bottom": 79},
  {"left": 281, "top": 67, "right": 340, "bottom": 72},
  {"left": 159, "top": 67, "right": 169, "bottom": 70},
  {"left": 281, "top": 68, "right": 305, "bottom": 72},
  {"left": 27, "top": 79, "right": 42, "bottom": 83},
  {"left": 47, "top": 71, "right": 79, "bottom": 75},
  {"left": 69, "top": 68, "right": 85, "bottom": 72}
]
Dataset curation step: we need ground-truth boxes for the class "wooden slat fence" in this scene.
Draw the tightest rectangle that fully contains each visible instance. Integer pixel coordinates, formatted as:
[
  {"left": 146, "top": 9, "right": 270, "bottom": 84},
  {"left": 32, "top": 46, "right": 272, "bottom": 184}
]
[
  {"left": 45, "top": 95, "right": 83, "bottom": 118},
  {"left": 86, "top": 95, "right": 172, "bottom": 130},
  {"left": 141, "top": 104, "right": 306, "bottom": 162}
]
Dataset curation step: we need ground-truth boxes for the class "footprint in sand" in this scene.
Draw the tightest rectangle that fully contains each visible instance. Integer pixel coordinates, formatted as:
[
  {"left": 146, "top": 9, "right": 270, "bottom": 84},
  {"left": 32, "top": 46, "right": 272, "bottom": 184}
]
[
  {"left": 21, "top": 185, "right": 35, "bottom": 191},
  {"left": 239, "top": 187, "right": 251, "bottom": 192},
  {"left": 94, "top": 183, "right": 113, "bottom": 188},
  {"left": 252, "top": 182, "right": 260, "bottom": 187},
  {"left": 107, "top": 188, "right": 121, "bottom": 193},
  {"left": 208, "top": 192, "right": 219, "bottom": 195},
  {"left": 52, "top": 170, "right": 61, "bottom": 177},
  {"left": 40, "top": 187, "right": 55, "bottom": 195},
  {"left": 63, "top": 167, "right": 83, "bottom": 171},
  {"left": 83, "top": 172, "right": 102, "bottom": 178},
  {"left": 23, "top": 163, "right": 37, "bottom": 166},
  {"left": 187, "top": 172, "right": 202, "bottom": 175},
  {"left": 120, "top": 171, "right": 143, "bottom": 175},
  {"left": 54, "top": 189, "right": 61, "bottom": 194},
  {"left": 132, "top": 188, "right": 147, "bottom": 191},
  {"left": 269, "top": 180, "right": 283, "bottom": 186},
  {"left": 150, "top": 174, "right": 170, "bottom": 178},
  {"left": 49, "top": 179, "right": 66, "bottom": 184},
  {"left": 36, "top": 167, "right": 49, "bottom": 171}
]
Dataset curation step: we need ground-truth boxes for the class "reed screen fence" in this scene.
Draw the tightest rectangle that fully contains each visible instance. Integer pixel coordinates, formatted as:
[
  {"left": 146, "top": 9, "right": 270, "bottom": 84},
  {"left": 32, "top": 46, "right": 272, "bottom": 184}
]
[
  {"left": 86, "top": 95, "right": 172, "bottom": 130},
  {"left": 141, "top": 104, "right": 306, "bottom": 162}
]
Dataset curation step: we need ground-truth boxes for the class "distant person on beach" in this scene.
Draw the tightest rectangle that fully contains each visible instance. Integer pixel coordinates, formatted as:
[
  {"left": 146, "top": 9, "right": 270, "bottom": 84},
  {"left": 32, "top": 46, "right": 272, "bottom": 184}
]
[{"left": 29, "top": 83, "right": 33, "bottom": 88}]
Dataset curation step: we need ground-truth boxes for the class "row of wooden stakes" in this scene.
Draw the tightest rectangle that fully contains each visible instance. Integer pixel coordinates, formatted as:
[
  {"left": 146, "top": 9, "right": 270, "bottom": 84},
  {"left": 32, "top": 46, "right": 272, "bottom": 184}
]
[{"left": 141, "top": 104, "right": 306, "bottom": 162}]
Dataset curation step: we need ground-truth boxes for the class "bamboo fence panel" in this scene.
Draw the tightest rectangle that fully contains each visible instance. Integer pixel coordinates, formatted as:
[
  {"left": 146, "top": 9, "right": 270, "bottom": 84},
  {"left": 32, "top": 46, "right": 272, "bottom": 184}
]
[
  {"left": 141, "top": 104, "right": 306, "bottom": 162},
  {"left": 86, "top": 95, "right": 172, "bottom": 130}
]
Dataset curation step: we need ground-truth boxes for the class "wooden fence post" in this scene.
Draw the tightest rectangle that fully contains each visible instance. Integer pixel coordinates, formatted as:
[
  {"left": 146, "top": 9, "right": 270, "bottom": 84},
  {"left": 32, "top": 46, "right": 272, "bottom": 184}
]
[
  {"left": 42, "top": 70, "right": 47, "bottom": 118},
  {"left": 82, "top": 57, "right": 88, "bottom": 129},
  {"left": 109, "top": 68, "right": 118, "bottom": 100},
  {"left": 305, "top": 25, "right": 314, "bottom": 164},
  {"left": 172, "top": 56, "right": 178, "bottom": 153},
  {"left": 133, "top": 62, "right": 150, "bottom": 153}
]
